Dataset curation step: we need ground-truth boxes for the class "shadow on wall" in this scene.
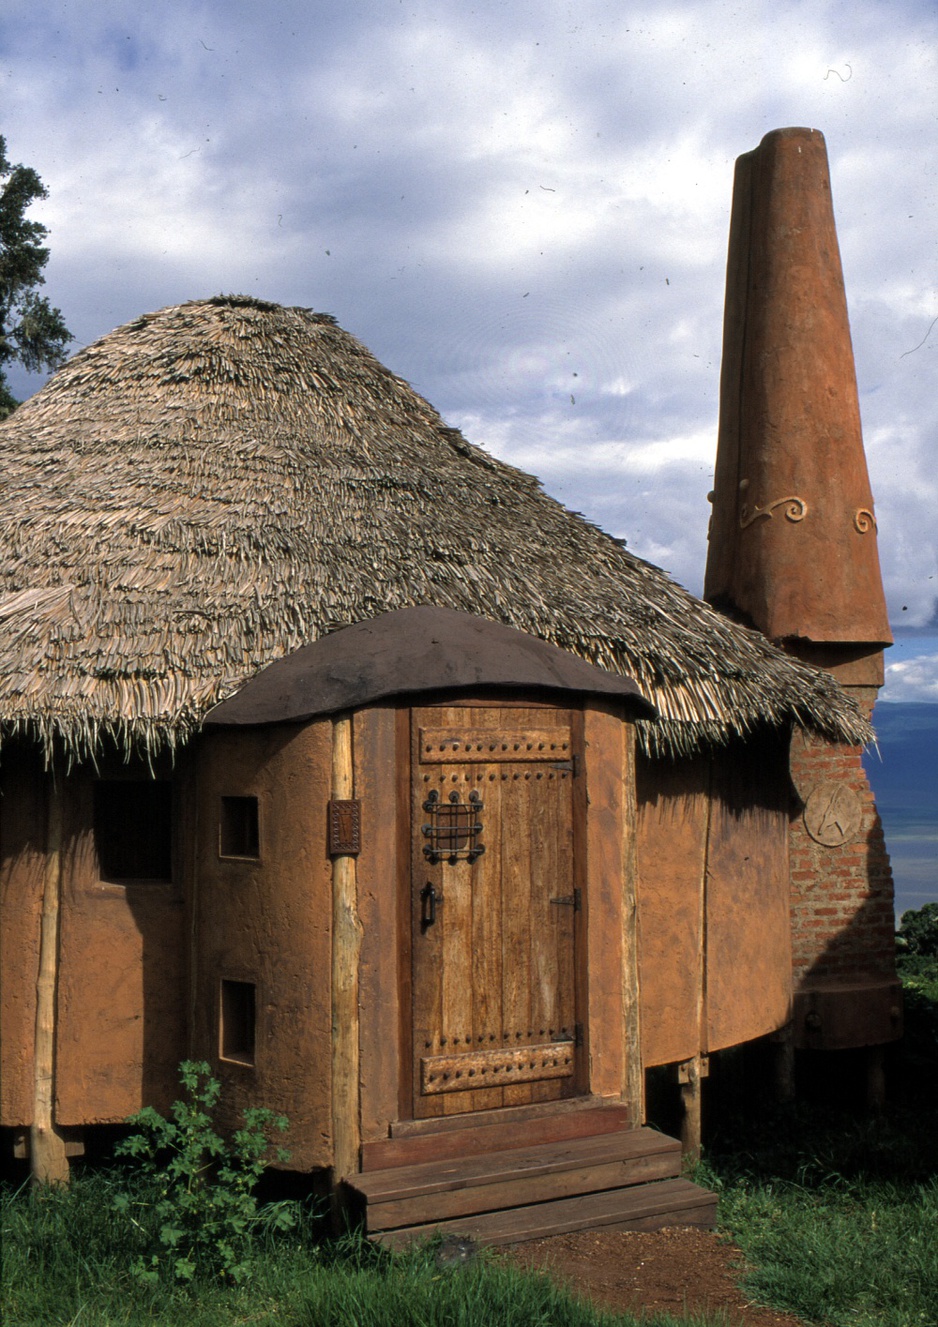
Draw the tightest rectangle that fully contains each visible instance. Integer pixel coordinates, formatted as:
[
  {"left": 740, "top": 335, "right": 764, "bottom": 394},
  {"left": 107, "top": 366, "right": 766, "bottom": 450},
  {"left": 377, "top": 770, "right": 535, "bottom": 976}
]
[{"left": 53, "top": 752, "right": 188, "bottom": 1129}]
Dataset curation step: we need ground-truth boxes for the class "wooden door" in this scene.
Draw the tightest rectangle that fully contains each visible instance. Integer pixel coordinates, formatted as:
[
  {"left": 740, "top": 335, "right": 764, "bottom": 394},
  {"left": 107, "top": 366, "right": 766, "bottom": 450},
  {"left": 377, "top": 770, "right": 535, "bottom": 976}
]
[{"left": 411, "top": 704, "right": 582, "bottom": 1118}]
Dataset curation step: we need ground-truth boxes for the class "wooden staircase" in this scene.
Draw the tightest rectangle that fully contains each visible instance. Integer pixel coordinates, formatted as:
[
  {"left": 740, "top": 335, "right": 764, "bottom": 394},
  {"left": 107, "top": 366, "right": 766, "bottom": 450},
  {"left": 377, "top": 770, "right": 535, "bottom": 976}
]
[{"left": 345, "top": 1102, "right": 717, "bottom": 1248}]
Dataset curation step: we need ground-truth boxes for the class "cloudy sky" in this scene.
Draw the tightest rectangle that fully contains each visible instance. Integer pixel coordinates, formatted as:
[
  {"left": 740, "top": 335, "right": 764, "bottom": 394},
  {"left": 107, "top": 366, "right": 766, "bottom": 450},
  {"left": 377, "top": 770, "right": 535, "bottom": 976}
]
[{"left": 4, "top": 0, "right": 936, "bottom": 702}]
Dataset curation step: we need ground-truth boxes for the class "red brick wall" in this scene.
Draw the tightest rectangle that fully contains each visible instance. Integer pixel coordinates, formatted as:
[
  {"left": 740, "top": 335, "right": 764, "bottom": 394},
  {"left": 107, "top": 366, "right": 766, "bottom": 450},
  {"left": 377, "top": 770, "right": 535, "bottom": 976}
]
[{"left": 789, "top": 726, "right": 896, "bottom": 986}]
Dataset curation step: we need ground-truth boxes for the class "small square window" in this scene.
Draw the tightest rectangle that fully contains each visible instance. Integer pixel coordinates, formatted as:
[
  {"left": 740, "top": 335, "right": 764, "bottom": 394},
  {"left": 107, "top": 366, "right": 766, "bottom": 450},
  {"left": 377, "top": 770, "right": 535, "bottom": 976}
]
[
  {"left": 219, "top": 796, "right": 260, "bottom": 859},
  {"left": 94, "top": 780, "right": 173, "bottom": 883},
  {"left": 220, "top": 980, "right": 256, "bottom": 1065}
]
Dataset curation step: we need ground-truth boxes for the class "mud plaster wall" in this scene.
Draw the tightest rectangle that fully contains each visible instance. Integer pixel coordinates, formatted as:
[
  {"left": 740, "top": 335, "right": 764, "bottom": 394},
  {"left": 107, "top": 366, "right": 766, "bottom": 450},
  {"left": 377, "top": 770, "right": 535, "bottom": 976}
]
[
  {"left": 0, "top": 745, "right": 45, "bottom": 1126},
  {"left": 635, "top": 754, "right": 707, "bottom": 1068},
  {"left": 705, "top": 741, "right": 791, "bottom": 1051},
  {"left": 192, "top": 722, "right": 333, "bottom": 1171},
  {"left": 636, "top": 740, "right": 791, "bottom": 1067},
  {"left": 55, "top": 759, "right": 187, "bottom": 1125}
]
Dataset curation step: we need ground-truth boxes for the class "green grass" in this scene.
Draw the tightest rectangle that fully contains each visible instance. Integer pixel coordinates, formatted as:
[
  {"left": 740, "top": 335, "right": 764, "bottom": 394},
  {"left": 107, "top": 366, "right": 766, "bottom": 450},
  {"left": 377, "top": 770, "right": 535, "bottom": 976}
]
[
  {"left": 5, "top": 951, "right": 937, "bottom": 1326},
  {"left": 0, "top": 1170, "right": 723, "bottom": 1327},
  {"left": 698, "top": 952, "right": 938, "bottom": 1327},
  {"left": 713, "top": 1173, "right": 937, "bottom": 1327}
]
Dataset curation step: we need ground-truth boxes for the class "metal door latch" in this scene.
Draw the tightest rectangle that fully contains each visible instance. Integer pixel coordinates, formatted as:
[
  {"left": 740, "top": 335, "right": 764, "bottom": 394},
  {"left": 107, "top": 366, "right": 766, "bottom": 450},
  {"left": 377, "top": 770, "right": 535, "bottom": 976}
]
[{"left": 420, "top": 881, "right": 441, "bottom": 929}]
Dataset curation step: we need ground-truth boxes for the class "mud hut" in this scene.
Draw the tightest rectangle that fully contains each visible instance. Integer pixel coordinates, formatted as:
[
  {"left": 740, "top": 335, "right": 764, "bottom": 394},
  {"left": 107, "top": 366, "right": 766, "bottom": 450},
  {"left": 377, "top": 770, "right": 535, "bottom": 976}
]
[{"left": 0, "top": 128, "right": 900, "bottom": 1242}]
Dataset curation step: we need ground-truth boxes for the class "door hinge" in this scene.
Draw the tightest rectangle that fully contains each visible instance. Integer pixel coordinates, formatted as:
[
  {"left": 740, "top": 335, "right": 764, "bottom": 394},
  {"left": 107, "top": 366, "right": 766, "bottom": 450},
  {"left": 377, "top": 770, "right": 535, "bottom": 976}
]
[
  {"left": 550, "top": 753, "right": 580, "bottom": 775},
  {"left": 549, "top": 888, "right": 581, "bottom": 911},
  {"left": 574, "top": 1022, "right": 584, "bottom": 1048}
]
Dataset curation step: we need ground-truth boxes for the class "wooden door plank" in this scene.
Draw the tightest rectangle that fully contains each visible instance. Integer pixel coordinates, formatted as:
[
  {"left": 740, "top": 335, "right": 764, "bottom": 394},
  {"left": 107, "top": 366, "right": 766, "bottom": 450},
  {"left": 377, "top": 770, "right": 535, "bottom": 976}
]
[
  {"left": 412, "top": 715, "right": 445, "bottom": 1119},
  {"left": 468, "top": 765, "right": 504, "bottom": 1111},
  {"left": 532, "top": 745, "right": 577, "bottom": 1103},
  {"left": 499, "top": 760, "right": 533, "bottom": 1109},
  {"left": 439, "top": 850, "right": 474, "bottom": 1115}
]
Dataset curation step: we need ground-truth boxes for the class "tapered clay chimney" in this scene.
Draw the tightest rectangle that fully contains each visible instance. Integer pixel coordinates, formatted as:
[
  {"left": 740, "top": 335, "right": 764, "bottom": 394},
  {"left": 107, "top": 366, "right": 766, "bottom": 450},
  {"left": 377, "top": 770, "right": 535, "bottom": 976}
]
[
  {"left": 705, "top": 127, "right": 891, "bottom": 666},
  {"left": 707, "top": 131, "right": 900, "bottom": 1076}
]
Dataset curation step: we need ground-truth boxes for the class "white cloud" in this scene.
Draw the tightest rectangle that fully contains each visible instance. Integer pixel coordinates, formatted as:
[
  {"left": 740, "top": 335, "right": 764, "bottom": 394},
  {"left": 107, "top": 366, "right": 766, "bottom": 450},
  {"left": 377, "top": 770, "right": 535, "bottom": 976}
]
[
  {"left": 2, "top": 0, "right": 935, "bottom": 636},
  {"left": 882, "top": 654, "right": 938, "bottom": 704}
]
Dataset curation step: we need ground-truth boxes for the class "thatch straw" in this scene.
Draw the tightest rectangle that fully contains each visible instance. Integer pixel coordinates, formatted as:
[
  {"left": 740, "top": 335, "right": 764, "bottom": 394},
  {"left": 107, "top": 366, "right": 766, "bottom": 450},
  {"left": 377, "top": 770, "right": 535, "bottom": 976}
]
[{"left": 0, "top": 296, "right": 872, "bottom": 762}]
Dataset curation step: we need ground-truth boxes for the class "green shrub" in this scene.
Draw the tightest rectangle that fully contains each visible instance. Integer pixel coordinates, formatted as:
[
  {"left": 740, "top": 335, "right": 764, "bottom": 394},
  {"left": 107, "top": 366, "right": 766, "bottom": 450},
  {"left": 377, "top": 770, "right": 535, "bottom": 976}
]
[
  {"left": 114, "top": 1060, "right": 294, "bottom": 1284},
  {"left": 896, "top": 902, "right": 938, "bottom": 959}
]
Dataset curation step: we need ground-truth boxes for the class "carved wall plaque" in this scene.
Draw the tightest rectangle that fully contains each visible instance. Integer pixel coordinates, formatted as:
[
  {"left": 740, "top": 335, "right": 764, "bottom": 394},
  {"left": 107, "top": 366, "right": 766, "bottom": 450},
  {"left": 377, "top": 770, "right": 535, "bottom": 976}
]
[
  {"left": 803, "top": 783, "right": 862, "bottom": 847},
  {"left": 328, "top": 799, "right": 361, "bottom": 855}
]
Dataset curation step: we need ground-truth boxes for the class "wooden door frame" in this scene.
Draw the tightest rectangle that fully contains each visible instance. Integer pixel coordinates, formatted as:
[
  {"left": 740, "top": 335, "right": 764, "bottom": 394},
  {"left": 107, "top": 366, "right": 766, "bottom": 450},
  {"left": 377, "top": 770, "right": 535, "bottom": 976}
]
[
  {"left": 396, "top": 703, "right": 415, "bottom": 1123},
  {"left": 369, "top": 691, "right": 641, "bottom": 1134},
  {"left": 570, "top": 705, "right": 589, "bottom": 1097}
]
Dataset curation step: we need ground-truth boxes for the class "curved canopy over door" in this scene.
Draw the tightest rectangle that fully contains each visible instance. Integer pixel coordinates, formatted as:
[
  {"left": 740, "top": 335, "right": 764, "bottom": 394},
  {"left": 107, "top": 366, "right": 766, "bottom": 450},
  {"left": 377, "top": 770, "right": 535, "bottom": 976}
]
[{"left": 204, "top": 605, "right": 653, "bottom": 726}]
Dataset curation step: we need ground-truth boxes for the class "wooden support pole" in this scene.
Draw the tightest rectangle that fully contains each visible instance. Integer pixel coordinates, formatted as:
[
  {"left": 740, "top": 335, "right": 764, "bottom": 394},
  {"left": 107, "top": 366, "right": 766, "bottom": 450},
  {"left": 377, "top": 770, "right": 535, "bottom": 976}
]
[
  {"left": 866, "top": 1045, "right": 885, "bottom": 1112},
  {"left": 678, "top": 1054, "right": 709, "bottom": 1162},
  {"left": 680, "top": 762, "right": 713, "bottom": 1163},
  {"left": 31, "top": 765, "right": 69, "bottom": 1185},
  {"left": 330, "top": 714, "right": 362, "bottom": 1220},
  {"left": 772, "top": 1024, "right": 796, "bottom": 1102},
  {"left": 621, "top": 725, "right": 644, "bottom": 1121}
]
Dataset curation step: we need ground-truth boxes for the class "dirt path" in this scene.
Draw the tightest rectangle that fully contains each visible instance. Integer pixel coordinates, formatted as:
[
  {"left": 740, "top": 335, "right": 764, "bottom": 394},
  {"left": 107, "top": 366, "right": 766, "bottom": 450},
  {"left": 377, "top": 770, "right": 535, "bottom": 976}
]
[{"left": 504, "top": 1227, "right": 806, "bottom": 1326}]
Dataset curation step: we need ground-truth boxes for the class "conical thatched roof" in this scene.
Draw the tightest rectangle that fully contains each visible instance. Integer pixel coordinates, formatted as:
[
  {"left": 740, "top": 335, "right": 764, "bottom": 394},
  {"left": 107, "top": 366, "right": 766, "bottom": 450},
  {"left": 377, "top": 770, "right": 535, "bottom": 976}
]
[{"left": 0, "top": 295, "right": 871, "bottom": 761}]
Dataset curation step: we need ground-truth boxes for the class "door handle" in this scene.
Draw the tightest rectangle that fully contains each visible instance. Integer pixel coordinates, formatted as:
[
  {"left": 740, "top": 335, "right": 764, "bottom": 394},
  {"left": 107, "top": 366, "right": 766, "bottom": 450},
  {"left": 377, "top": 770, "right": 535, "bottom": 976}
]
[{"left": 420, "top": 882, "right": 441, "bottom": 929}]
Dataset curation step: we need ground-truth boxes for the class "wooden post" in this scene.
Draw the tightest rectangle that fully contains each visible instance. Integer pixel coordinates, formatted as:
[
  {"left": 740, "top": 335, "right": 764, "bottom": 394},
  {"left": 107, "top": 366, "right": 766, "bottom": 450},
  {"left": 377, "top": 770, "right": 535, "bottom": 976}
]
[
  {"left": 866, "top": 1045, "right": 885, "bottom": 1112},
  {"left": 31, "top": 763, "right": 69, "bottom": 1185},
  {"left": 679, "top": 1058, "right": 701, "bottom": 1160},
  {"left": 772, "top": 1024, "right": 796, "bottom": 1102},
  {"left": 331, "top": 714, "right": 362, "bottom": 1221},
  {"left": 681, "top": 762, "right": 713, "bottom": 1163},
  {"left": 621, "top": 725, "right": 644, "bottom": 1121}
]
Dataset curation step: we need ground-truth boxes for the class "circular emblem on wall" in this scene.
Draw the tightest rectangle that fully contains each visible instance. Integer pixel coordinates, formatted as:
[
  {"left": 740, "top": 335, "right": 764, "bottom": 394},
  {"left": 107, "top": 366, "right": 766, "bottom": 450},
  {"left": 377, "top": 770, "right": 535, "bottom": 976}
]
[{"left": 803, "top": 782, "right": 863, "bottom": 847}]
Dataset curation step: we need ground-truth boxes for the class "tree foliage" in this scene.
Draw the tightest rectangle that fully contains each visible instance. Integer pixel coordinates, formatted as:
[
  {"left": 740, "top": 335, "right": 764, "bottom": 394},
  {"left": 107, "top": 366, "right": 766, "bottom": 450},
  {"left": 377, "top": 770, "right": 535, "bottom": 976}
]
[
  {"left": 897, "top": 902, "right": 938, "bottom": 959},
  {"left": 0, "top": 136, "right": 72, "bottom": 418}
]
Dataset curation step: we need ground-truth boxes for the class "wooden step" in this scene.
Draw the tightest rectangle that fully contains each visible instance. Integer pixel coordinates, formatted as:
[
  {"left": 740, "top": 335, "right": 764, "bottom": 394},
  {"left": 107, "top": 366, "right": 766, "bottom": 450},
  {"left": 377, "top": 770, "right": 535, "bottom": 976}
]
[
  {"left": 389, "top": 1095, "right": 612, "bottom": 1138},
  {"left": 374, "top": 1176, "right": 718, "bottom": 1248},
  {"left": 363, "top": 1102, "right": 633, "bottom": 1172},
  {"left": 348, "top": 1126, "right": 681, "bottom": 1232}
]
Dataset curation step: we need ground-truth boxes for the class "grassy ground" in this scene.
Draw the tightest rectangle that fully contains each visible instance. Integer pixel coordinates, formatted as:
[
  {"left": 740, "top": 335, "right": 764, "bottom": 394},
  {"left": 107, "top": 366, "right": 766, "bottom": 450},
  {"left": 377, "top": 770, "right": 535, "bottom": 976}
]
[
  {"left": 1, "top": 1173, "right": 716, "bottom": 1327},
  {"left": 699, "top": 948, "right": 938, "bottom": 1327},
  {"left": 4, "top": 950, "right": 936, "bottom": 1327},
  {"left": 701, "top": 1107, "right": 938, "bottom": 1327}
]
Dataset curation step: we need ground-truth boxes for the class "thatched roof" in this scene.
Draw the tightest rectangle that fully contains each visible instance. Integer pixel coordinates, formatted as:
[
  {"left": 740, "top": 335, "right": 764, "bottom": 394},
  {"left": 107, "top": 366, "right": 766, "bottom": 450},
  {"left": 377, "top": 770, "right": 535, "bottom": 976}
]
[{"left": 0, "top": 295, "right": 872, "bottom": 761}]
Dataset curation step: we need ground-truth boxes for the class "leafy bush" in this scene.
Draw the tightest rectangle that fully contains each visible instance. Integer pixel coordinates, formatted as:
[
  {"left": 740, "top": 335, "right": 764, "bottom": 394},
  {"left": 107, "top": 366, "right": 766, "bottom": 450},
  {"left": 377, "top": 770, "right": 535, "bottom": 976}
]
[
  {"left": 114, "top": 1060, "right": 294, "bottom": 1284},
  {"left": 896, "top": 901, "right": 938, "bottom": 959}
]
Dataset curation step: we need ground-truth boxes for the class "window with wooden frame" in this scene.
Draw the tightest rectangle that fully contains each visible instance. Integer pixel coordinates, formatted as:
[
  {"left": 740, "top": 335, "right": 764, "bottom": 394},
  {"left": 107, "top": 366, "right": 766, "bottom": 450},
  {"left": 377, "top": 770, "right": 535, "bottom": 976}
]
[
  {"left": 218, "top": 795, "right": 260, "bottom": 860},
  {"left": 93, "top": 779, "right": 173, "bottom": 883}
]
